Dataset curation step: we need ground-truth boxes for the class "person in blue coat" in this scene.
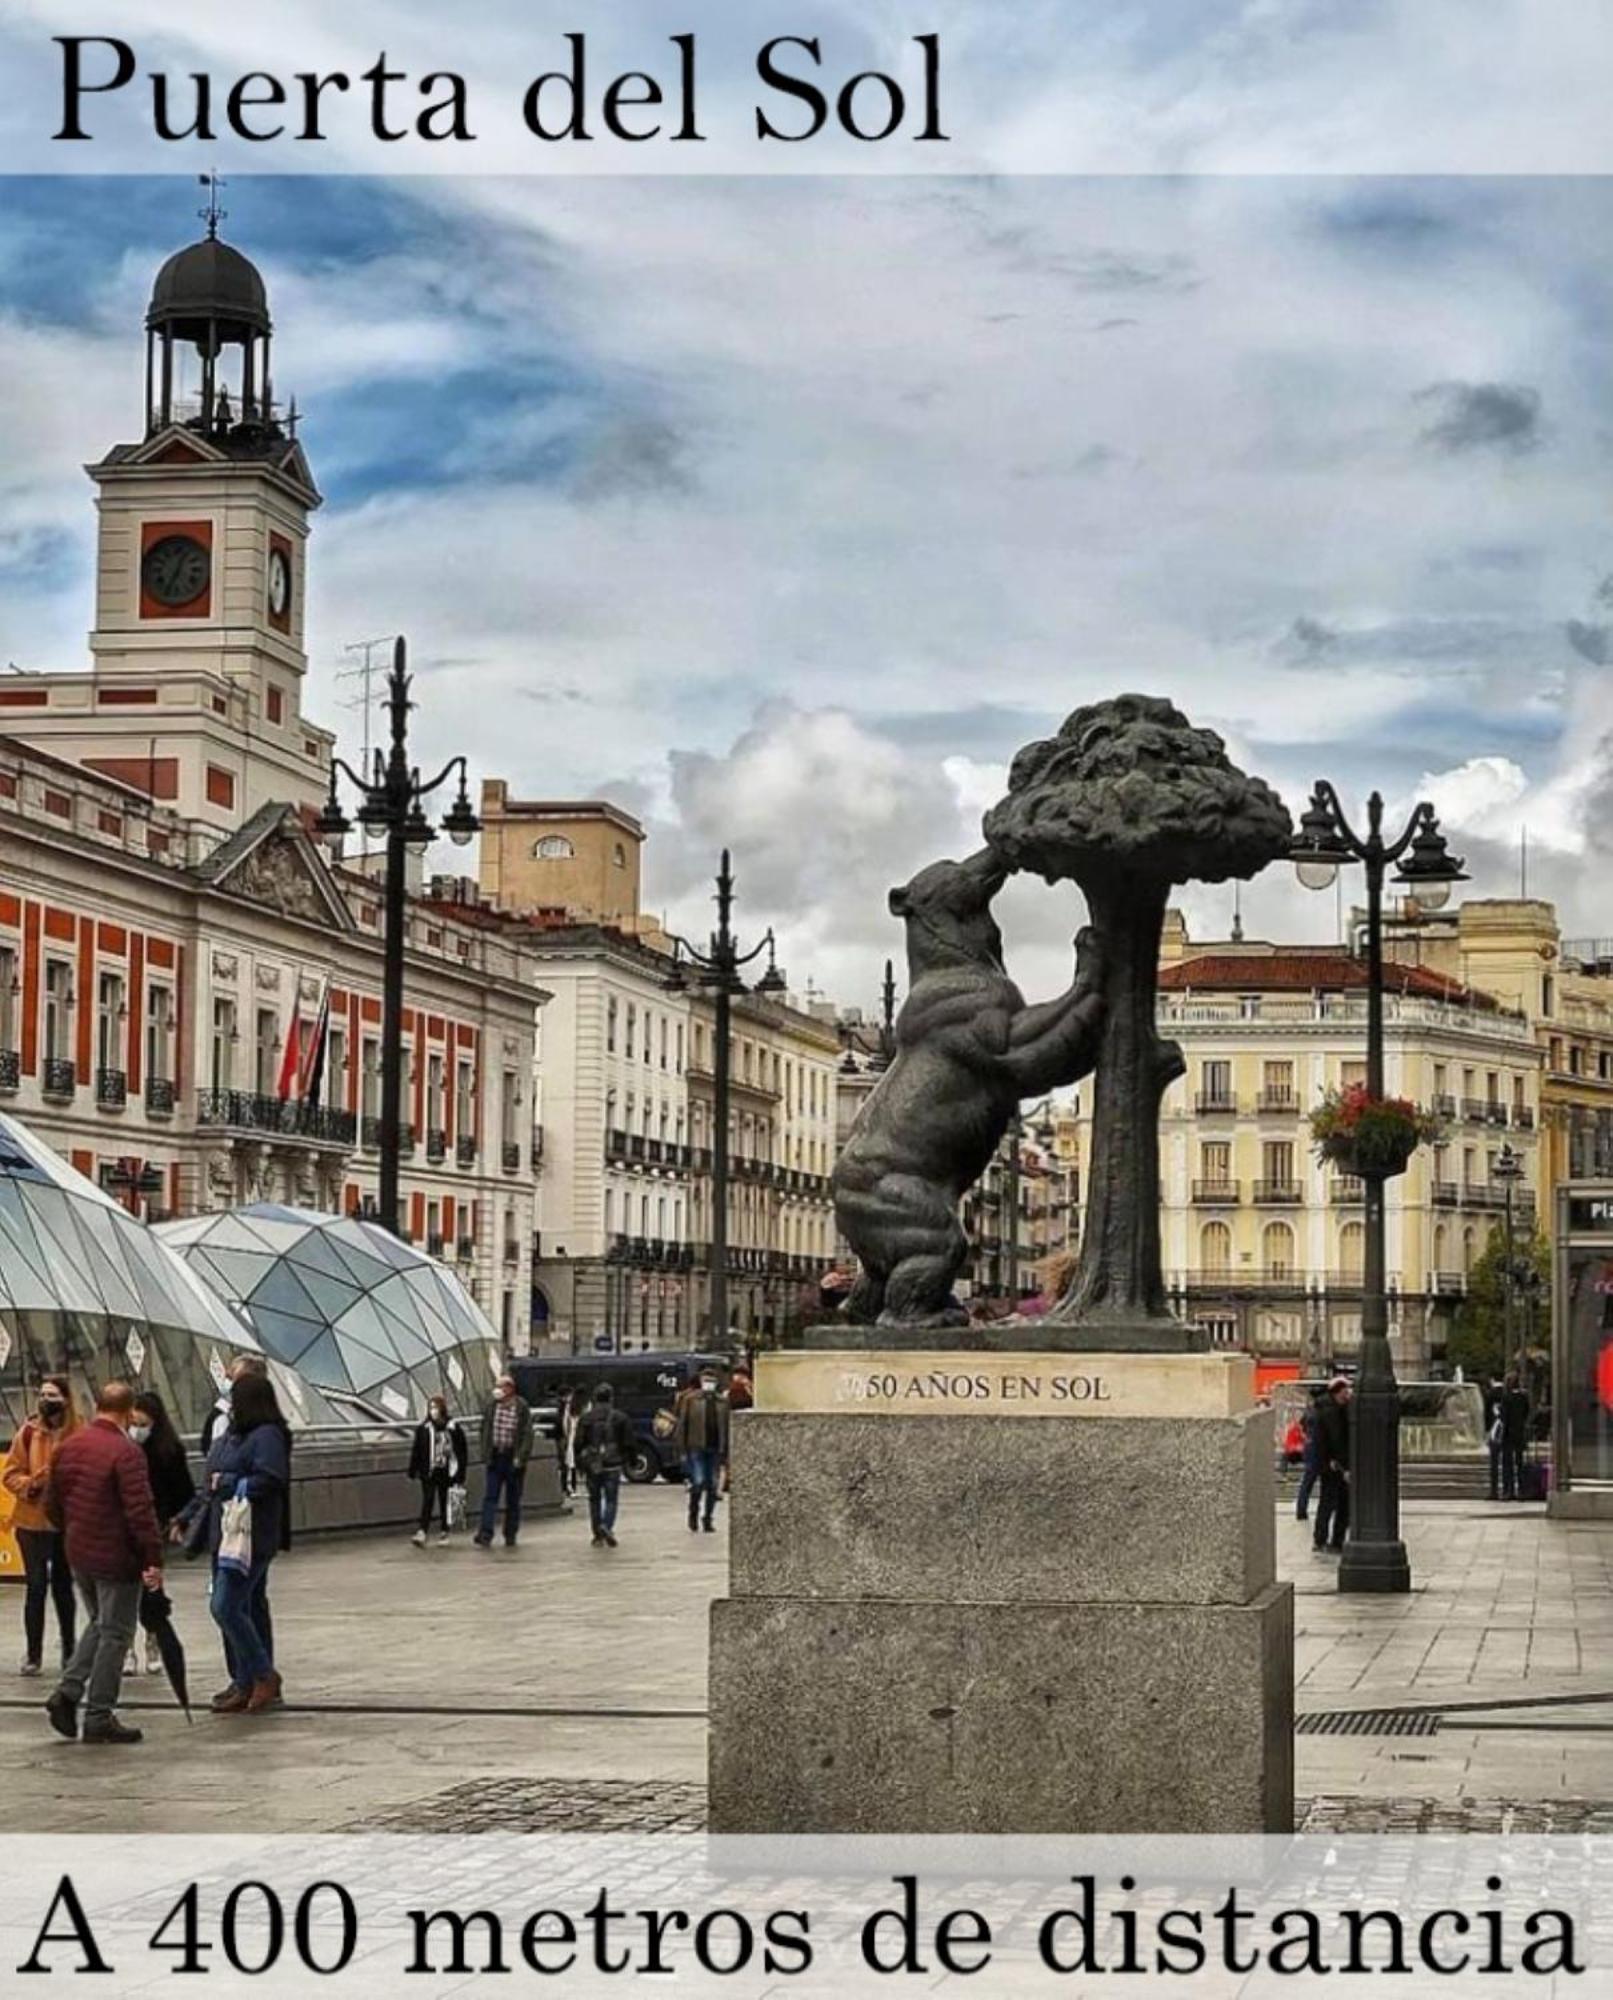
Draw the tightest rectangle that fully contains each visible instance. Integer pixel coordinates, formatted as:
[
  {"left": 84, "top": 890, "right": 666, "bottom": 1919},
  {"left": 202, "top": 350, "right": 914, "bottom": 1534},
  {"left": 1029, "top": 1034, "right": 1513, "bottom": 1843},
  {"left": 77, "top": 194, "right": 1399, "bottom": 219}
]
[{"left": 178, "top": 1371, "right": 290, "bottom": 1716}]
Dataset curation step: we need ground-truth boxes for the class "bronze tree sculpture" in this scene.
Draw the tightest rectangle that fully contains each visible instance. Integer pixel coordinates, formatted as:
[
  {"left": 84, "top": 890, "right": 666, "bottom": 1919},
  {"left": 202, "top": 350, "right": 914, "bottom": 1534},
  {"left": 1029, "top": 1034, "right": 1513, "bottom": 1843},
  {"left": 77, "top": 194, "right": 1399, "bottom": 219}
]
[{"left": 983, "top": 694, "right": 1292, "bottom": 1347}]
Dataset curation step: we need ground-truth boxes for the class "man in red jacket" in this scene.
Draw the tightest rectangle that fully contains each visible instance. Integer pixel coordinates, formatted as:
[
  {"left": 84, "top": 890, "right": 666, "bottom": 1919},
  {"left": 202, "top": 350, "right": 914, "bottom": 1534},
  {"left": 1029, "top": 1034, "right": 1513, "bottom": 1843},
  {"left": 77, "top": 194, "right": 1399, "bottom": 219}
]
[{"left": 44, "top": 1380, "right": 163, "bottom": 1746}]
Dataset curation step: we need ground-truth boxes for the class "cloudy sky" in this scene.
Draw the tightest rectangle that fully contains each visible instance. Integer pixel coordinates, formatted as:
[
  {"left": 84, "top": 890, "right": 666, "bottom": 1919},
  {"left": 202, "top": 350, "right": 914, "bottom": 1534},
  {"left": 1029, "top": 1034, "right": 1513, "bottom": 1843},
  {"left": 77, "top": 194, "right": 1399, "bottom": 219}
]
[{"left": 2, "top": 111, "right": 1612, "bottom": 1010}]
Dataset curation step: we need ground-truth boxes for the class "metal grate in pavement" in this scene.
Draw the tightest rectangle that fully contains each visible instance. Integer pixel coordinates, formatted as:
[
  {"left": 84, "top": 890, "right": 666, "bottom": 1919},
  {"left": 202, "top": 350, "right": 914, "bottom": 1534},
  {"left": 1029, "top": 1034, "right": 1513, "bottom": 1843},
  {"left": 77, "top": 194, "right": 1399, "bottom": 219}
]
[
  {"left": 1296, "top": 1709, "right": 1442, "bottom": 1737},
  {"left": 347, "top": 1776, "right": 707, "bottom": 1834}
]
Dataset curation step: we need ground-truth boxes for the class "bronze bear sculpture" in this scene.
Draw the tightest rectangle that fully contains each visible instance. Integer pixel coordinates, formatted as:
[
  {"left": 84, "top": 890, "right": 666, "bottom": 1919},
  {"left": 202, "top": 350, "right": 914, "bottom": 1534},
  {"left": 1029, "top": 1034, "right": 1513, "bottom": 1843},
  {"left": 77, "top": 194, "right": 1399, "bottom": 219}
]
[{"left": 832, "top": 846, "right": 1105, "bottom": 1328}]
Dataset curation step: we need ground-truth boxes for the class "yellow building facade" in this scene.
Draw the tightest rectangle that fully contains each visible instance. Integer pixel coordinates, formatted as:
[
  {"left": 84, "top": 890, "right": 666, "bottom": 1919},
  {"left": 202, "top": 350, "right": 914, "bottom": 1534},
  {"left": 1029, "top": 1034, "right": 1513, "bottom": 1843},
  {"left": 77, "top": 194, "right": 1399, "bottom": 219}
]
[
  {"left": 1382, "top": 898, "right": 1613, "bottom": 1202},
  {"left": 1079, "top": 921, "right": 1546, "bottom": 1372}
]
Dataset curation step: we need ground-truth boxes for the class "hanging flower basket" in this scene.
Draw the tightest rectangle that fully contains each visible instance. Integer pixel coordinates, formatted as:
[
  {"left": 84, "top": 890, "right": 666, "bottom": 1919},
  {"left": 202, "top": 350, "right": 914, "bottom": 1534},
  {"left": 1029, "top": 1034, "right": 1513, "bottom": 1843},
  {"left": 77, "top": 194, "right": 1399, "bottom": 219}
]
[{"left": 1310, "top": 1084, "right": 1440, "bottom": 1181}]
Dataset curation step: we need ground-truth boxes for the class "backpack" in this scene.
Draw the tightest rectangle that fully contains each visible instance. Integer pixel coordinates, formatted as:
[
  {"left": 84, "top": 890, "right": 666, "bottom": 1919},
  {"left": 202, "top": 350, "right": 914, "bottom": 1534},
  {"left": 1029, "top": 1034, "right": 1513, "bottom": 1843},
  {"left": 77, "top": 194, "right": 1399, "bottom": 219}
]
[{"left": 578, "top": 1409, "right": 623, "bottom": 1477}]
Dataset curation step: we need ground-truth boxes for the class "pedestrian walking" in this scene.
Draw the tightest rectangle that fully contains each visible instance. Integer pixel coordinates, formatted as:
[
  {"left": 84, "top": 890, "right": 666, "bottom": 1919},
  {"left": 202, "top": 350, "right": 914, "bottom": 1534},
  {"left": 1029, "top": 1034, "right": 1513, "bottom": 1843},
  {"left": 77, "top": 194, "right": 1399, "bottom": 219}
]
[
  {"left": 179, "top": 1371, "right": 291, "bottom": 1715},
  {"left": 1294, "top": 1388, "right": 1324, "bottom": 1523},
  {"left": 1499, "top": 1372, "right": 1531, "bottom": 1500},
  {"left": 408, "top": 1397, "right": 467, "bottom": 1545},
  {"left": 1484, "top": 1374, "right": 1506, "bottom": 1501},
  {"left": 574, "top": 1384, "right": 636, "bottom": 1548},
  {"left": 475, "top": 1374, "right": 533, "bottom": 1549},
  {"left": 43, "top": 1381, "right": 164, "bottom": 1746},
  {"left": 673, "top": 1365, "right": 730, "bottom": 1534},
  {"left": 559, "top": 1386, "right": 587, "bottom": 1498},
  {"left": 127, "top": 1391, "right": 194, "bottom": 1677},
  {"left": 3, "top": 1375, "right": 81, "bottom": 1677},
  {"left": 1312, "top": 1376, "right": 1352, "bottom": 1556}
]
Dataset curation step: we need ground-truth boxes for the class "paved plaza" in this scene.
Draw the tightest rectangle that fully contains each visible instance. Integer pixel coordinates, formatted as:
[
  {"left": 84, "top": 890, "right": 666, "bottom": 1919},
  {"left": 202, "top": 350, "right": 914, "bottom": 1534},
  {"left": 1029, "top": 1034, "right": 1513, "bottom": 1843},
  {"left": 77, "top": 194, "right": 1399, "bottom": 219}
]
[{"left": 2, "top": 1489, "right": 1611, "bottom": 1832}]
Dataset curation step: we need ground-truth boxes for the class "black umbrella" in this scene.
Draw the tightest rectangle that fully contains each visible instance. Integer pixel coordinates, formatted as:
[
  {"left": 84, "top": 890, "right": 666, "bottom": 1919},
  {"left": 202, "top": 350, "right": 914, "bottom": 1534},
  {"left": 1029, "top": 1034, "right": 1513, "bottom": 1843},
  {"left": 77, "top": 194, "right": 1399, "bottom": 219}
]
[{"left": 139, "top": 1586, "right": 192, "bottom": 1723}]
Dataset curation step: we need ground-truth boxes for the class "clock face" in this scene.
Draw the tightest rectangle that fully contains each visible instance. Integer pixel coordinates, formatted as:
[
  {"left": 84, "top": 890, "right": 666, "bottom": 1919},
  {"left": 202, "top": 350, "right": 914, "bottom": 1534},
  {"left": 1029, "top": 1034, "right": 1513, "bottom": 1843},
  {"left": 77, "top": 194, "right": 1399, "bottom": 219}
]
[
  {"left": 268, "top": 547, "right": 291, "bottom": 617},
  {"left": 142, "top": 533, "right": 211, "bottom": 609}
]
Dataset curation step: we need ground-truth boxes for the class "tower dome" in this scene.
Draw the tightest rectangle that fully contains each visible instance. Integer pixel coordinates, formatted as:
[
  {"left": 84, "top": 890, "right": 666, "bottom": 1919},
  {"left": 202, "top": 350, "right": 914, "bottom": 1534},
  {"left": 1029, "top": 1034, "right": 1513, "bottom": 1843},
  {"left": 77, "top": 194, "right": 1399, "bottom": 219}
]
[
  {"left": 147, "top": 235, "right": 271, "bottom": 345},
  {"left": 142, "top": 213, "right": 279, "bottom": 442}
]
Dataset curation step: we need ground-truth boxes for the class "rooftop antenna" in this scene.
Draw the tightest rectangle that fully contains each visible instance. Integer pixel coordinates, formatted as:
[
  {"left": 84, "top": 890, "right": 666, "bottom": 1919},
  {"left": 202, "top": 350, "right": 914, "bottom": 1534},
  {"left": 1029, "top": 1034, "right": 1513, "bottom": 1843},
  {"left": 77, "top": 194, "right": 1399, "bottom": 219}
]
[
  {"left": 335, "top": 636, "right": 398, "bottom": 858},
  {"left": 1231, "top": 879, "right": 1244, "bottom": 943},
  {"left": 198, "top": 170, "right": 227, "bottom": 240}
]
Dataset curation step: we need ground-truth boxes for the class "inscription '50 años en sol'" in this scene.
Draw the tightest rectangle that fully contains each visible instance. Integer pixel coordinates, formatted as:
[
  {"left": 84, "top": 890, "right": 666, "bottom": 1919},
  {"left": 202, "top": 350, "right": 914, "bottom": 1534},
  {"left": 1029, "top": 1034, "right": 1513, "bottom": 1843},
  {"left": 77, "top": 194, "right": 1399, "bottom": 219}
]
[{"left": 835, "top": 1369, "right": 1113, "bottom": 1406}]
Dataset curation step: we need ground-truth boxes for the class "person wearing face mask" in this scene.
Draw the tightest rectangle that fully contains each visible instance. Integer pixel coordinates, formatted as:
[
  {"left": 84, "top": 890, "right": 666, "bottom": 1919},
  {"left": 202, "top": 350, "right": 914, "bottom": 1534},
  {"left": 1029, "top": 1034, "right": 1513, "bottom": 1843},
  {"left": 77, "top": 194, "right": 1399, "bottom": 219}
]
[
  {"left": 672, "top": 1367, "right": 731, "bottom": 1534},
  {"left": 3, "top": 1376, "right": 82, "bottom": 1676},
  {"left": 126, "top": 1392, "right": 195, "bottom": 1677},
  {"left": 475, "top": 1374, "right": 533, "bottom": 1549},
  {"left": 43, "top": 1380, "right": 164, "bottom": 1746},
  {"left": 408, "top": 1397, "right": 467, "bottom": 1547}
]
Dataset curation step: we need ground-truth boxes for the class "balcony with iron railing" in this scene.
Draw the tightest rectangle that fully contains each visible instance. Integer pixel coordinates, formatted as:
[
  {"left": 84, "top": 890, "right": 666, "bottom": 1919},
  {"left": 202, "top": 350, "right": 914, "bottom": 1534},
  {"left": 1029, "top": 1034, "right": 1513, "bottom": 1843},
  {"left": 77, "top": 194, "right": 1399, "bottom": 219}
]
[
  {"left": 1256, "top": 1089, "right": 1298, "bottom": 1115},
  {"left": 502, "top": 1140, "right": 521, "bottom": 1173},
  {"left": 197, "top": 1090, "right": 356, "bottom": 1146},
  {"left": 1252, "top": 1179, "right": 1303, "bottom": 1205},
  {"left": 0, "top": 1049, "right": 17, "bottom": 1093},
  {"left": 426, "top": 1128, "right": 448, "bottom": 1164},
  {"left": 427, "top": 1232, "right": 445, "bottom": 1258},
  {"left": 359, "top": 1115, "right": 415, "bottom": 1152},
  {"left": 456, "top": 1133, "right": 476, "bottom": 1167},
  {"left": 95, "top": 1068, "right": 127, "bottom": 1110},
  {"left": 1329, "top": 1176, "right": 1364, "bottom": 1204},
  {"left": 1191, "top": 1179, "right": 1242, "bottom": 1205},
  {"left": 1195, "top": 1090, "right": 1238, "bottom": 1115},
  {"left": 145, "top": 1075, "right": 175, "bottom": 1116},
  {"left": 42, "top": 1057, "right": 76, "bottom": 1099}
]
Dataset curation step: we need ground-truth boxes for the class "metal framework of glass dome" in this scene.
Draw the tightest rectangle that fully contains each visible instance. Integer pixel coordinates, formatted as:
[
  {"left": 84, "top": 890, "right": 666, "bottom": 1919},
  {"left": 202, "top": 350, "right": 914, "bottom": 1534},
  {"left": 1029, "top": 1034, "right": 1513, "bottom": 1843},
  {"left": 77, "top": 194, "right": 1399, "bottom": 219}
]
[
  {"left": 158, "top": 1206, "right": 501, "bottom": 1422},
  {"left": 0, "top": 1114, "right": 334, "bottom": 1439}
]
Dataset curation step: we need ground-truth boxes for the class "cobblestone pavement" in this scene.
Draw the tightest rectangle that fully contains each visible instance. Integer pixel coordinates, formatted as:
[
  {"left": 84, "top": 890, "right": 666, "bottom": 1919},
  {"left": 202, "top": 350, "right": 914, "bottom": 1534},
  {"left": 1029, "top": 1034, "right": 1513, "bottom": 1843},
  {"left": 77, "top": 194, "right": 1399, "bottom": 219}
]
[{"left": 1, "top": 1486, "right": 1609, "bottom": 1831}]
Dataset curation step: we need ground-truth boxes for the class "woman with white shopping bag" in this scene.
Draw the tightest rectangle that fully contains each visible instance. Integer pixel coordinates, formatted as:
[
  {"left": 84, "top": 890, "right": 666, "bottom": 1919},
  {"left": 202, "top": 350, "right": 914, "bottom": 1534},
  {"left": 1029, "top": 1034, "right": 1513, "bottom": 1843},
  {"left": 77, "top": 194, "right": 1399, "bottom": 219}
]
[
  {"left": 407, "top": 1397, "right": 467, "bottom": 1546},
  {"left": 176, "top": 1372, "right": 290, "bottom": 1716}
]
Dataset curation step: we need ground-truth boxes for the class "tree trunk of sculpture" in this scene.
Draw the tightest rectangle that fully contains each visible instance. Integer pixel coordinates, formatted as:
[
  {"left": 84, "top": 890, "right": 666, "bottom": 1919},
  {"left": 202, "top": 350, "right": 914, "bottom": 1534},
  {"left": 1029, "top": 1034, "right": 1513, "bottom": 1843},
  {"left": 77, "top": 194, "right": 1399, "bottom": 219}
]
[{"left": 1049, "top": 873, "right": 1183, "bottom": 1327}]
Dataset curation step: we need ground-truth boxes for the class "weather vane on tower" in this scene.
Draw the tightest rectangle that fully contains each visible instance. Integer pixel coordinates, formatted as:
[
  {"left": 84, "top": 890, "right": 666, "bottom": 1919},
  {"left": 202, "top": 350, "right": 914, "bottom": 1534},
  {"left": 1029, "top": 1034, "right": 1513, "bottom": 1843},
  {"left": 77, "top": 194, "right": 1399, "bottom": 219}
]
[{"left": 198, "top": 170, "right": 227, "bottom": 240}]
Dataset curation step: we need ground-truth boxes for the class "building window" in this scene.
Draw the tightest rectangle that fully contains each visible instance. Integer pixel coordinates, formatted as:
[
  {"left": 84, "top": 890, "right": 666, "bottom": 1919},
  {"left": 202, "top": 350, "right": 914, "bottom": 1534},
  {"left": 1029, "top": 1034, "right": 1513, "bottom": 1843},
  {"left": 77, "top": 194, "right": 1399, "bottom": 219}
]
[
  {"left": 211, "top": 998, "right": 236, "bottom": 1091},
  {"left": 626, "top": 1003, "right": 637, "bottom": 1062},
  {"left": 43, "top": 960, "right": 73, "bottom": 1063},
  {"left": 206, "top": 766, "right": 236, "bottom": 810},
  {"left": 326, "top": 1028, "right": 347, "bottom": 1108},
  {"left": 95, "top": 972, "right": 126, "bottom": 1074},
  {"left": 534, "top": 835, "right": 574, "bottom": 859},
  {"left": 0, "top": 943, "right": 16, "bottom": 1052},
  {"left": 1200, "top": 1221, "right": 1232, "bottom": 1275},
  {"left": 1262, "top": 1222, "right": 1295, "bottom": 1280},
  {"left": 613, "top": 842, "right": 627, "bottom": 868},
  {"left": 255, "top": 1008, "right": 279, "bottom": 1096},
  {"left": 607, "top": 995, "right": 618, "bottom": 1053},
  {"left": 267, "top": 686, "right": 284, "bottom": 724},
  {"left": 1200, "top": 1059, "right": 1232, "bottom": 1106},
  {"left": 1338, "top": 1222, "right": 1365, "bottom": 1279},
  {"left": 146, "top": 984, "right": 172, "bottom": 1084},
  {"left": 361, "top": 1038, "right": 380, "bottom": 1121},
  {"left": 1200, "top": 1141, "right": 1231, "bottom": 1186},
  {"left": 456, "top": 1058, "right": 474, "bottom": 1135},
  {"left": 676, "top": 1022, "right": 685, "bottom": 1073}
]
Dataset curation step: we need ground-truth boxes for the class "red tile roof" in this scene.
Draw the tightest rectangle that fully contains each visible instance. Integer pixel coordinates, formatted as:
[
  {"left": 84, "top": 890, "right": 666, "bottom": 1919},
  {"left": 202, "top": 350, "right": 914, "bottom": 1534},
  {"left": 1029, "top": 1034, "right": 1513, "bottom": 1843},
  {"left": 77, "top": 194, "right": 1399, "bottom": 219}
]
[{"left": 1159, "top": 950, "right": 1499, "bottom": 1010}]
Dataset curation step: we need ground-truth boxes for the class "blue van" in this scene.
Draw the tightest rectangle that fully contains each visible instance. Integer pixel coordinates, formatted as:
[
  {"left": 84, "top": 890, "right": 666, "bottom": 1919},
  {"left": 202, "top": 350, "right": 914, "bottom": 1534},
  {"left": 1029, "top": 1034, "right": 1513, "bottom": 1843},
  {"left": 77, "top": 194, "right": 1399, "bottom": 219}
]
[{"left": 511, "top": 1351, "right": 732, "bottom": 1483}]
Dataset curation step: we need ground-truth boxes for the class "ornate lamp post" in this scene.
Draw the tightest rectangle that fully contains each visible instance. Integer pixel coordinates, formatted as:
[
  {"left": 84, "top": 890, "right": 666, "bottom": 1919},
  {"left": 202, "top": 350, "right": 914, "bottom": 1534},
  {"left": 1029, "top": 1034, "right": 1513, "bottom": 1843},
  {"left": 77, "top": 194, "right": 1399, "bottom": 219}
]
[
  {"left": 1493, "top": 1140, "right": 1526, "bottom": 1377},
  {"left": 313, "top": 637, "right": 478, "bottom": 1238},
  {"left": 664, "top": 852, "right": 784, "bottom": 1342},
  {"left": 1290, "top": 784, "right": 1466, "bottom": 1594}
]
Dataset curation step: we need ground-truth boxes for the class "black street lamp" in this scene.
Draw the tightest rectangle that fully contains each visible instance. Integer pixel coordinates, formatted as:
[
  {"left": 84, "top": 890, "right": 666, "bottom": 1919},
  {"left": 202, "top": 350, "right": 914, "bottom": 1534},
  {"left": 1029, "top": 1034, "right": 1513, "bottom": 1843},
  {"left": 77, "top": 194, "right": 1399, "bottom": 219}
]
[
  {"left": 313, "top": 637, "right": 478, "bottom": 1238},
  {"left": 664, "top": 851, "right": 783, "bottom": 1344},
  {"left": 1290, "top": 783, "right": 1466, "bottom": 1594},
  {"left": 839, "top": 958, "right": 900, "bottom": 1078},
  {"left": 1493, "top": 1140, "right": 1526, "bottom": 1378}
]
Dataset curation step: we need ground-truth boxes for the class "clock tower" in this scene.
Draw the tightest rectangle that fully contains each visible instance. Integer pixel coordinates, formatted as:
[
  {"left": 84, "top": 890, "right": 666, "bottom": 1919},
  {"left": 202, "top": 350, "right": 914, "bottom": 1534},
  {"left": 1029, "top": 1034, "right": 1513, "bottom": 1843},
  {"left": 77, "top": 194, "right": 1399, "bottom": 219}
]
[{"left": 11, "top": 202, "right": 334, "bottom": 830}]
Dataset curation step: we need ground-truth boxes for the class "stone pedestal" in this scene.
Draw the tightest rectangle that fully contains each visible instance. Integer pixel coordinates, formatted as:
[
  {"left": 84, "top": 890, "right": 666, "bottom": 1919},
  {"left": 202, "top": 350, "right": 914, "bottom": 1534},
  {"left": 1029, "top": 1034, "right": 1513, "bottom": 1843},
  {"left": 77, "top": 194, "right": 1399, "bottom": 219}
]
[{"left": 707, "top": 1347, "right": 1293, "bottom": 1834}]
